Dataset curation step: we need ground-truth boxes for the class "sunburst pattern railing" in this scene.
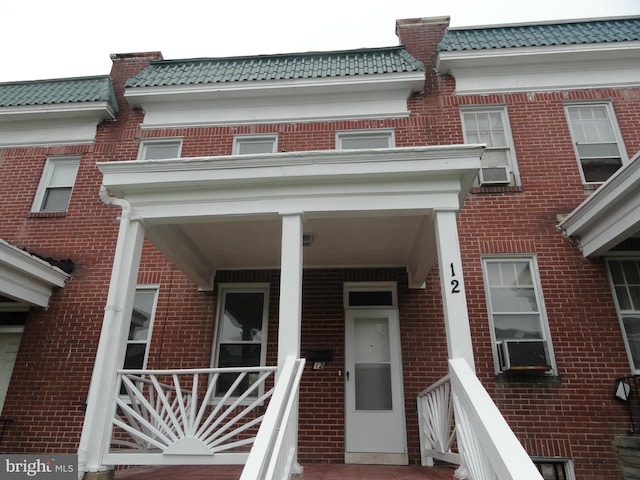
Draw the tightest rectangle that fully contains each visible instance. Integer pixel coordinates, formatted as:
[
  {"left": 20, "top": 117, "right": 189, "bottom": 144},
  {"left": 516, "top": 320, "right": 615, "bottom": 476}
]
[
  {"left": 105, "top": 366, "right": 277, "bottom": 464},
  {"left": 417, "top": 375, "right": 460, "bottom": 466}
]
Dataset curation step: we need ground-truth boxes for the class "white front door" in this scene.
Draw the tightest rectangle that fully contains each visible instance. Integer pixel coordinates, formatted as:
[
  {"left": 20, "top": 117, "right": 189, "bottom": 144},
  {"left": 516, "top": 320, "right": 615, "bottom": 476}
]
[
  {"left": 345, "top": 308, "right": 407, "bottom": 464},
  {"left": 0, "top": 332, "right": 22, "bottom": 413}
]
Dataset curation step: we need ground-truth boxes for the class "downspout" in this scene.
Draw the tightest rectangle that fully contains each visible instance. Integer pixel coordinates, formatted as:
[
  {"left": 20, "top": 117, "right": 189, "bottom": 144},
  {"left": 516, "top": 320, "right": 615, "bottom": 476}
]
[{"left": 78, "top": 186, "right": 133, "bottom": 480}]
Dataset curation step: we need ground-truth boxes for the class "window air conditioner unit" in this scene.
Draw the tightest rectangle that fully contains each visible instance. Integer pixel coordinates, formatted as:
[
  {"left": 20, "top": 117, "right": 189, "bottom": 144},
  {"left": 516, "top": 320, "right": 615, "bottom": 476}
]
[
  {"left": 497, "top": 340, "right": 551, "bottom": 372},
  {"left": 479, "top": 166, "right": 510, "bottom": 186}
]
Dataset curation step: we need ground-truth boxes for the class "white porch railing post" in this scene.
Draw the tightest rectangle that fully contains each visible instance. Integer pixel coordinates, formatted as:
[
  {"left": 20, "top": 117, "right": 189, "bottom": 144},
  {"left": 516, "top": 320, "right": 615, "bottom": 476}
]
[
  {"left": 78, "top": 201, "right": 145, "bottom": 478},
  {"left": 433, "top": 210, "right": 475, "bottom": 371}
]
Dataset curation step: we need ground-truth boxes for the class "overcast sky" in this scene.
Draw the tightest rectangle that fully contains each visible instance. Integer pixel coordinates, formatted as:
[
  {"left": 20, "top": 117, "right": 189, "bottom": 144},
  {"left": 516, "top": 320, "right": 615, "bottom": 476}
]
[{"left": 0, "top": 0, "right": 639, "bottom": 83}]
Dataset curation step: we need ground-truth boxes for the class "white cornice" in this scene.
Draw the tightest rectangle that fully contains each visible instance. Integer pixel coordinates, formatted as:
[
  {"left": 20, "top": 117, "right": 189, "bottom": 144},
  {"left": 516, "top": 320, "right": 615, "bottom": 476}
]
[
  {"left": 0, "top": 239, "right": 70, "bottom": 307},
  {"left": 0, "top": 101, "right": 116, "bottom": 147},
  {"left": 125, "top": 73, "right": 425, "bottom": 127},
  {"left": 436, "top": 41, "right": 640, "bottom": 94},
  {"left": 559, "top": 151, "right": 640, "bottom": 257}
]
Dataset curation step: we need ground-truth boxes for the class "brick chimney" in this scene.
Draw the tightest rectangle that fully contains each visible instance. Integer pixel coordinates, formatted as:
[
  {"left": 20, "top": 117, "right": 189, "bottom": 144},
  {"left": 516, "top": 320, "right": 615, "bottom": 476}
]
[{"left": 396, "top": 17, "right": 450, "bottom": 92}]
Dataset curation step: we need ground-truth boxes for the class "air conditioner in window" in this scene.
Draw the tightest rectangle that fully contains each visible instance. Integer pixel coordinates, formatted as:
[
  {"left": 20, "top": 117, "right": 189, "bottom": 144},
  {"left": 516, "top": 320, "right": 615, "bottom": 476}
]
[
  {"left": 497, "top": 340, "right": 551, "bottom": 372},
  {"left": 479, "top": 166, "right": 510, "bottom": 186}
]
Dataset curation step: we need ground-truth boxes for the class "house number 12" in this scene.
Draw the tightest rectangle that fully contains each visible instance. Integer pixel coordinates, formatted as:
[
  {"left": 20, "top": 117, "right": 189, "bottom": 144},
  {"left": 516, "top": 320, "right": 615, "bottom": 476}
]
[{"left": 450, "top": 263, "right": 461, "bottom": 294}]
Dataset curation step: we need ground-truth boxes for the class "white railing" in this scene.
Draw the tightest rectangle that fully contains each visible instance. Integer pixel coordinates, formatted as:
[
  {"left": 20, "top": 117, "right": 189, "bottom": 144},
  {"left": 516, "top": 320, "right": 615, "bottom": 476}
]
[
  {"left": 417, "top": 374, "right": 460, "bottom": 466},
  {"left": 448, "top": 358, "right": 543, "bottom": 480},
  {"left": 105, "top": 365, "right": 277, "bottom": 465},
  {"left": 240, "top": 356, "right": 306, "bottom": 480}
]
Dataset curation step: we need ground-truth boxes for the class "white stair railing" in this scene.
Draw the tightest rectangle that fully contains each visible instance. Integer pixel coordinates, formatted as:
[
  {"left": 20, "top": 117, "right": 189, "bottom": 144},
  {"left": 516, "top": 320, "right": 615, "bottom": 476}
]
[
  {"left": 240, "top": 356, "right": 306, "bottom": 480},
  {"left": 417, "top": 374, "right": 460, "bottom": 466},
  {"left": 448, "top": 358, "right": 543, "bottom": 480},
  {"left": 105, "top": 365, "right": 277, "bottom": 465}
]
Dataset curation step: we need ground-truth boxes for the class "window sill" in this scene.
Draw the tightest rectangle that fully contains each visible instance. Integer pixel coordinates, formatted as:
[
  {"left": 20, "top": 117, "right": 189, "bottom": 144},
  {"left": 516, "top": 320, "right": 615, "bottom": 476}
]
[
  {"left": 496, "top": 371, "right": 561, "bottom": 385},
  {"left": 27, "top": 211, "right": 68, "bottom": 219},
  {"left": 470, "top": 185, "right": 524, "bottom": 195}
]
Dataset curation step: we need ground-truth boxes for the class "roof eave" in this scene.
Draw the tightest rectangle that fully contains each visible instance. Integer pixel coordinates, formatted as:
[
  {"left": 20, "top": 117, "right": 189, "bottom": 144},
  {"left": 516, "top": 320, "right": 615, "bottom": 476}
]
[
  {"left": 435, "top": 41, "right": 640, "bottom": 74},
  {"left": 124, "top": 72, "right": 426, "bottom": 107},
  {"left": 0, "top": 101, "right": 117, "bottom": 123}
]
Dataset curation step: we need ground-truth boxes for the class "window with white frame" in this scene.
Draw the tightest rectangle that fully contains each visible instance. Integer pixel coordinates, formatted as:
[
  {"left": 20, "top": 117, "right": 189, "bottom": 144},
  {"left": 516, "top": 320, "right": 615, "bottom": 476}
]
[
  {"left": 533, "top": 458, "right": 575, "bottom": 480},
  {"left": 213, "top": 285, "right": 269, "bottom": 396},
  {"left": 233, "top": 135, "right": 277, "bottom": 155},
  {"left": 137, "top": 139, "right": 182, "bottom": 160},
  {"left": 565, "top": 103, "right": 627, "bottom": 184},
  {"left": 482, "top": 257, "right": 554, "bottom": 373},
  {"left": 607, "top": 259, "right": 640, "bottom": 372},
  {"left": 336, "top": 130, "right": 394, "bottom": 150},
  {"left": 31, "top": 156, "right": 80, "bottom": 213},
  {"left": 123, "top": 286, "right": 158, "bottom": 371},
  {"left": 461, "top": 108, "right": 519, "bottom": 187}
]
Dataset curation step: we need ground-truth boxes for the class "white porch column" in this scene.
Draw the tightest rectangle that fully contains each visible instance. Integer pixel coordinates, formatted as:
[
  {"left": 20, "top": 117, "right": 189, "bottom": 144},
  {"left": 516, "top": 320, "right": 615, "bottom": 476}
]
[
  {"left": 78, "top": 206, "right": 145, "bottom": 477},
  {"left": 433, "top": 210, "right": 475, "bottom": 371},
  {"left": 277, "top": 212, "right": 303, "bottom": 371}
]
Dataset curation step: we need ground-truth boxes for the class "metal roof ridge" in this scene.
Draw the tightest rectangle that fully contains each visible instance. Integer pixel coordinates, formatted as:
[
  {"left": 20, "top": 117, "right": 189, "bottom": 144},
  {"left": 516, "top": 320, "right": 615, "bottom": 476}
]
[
  {"left": 447, "top": 14, "right": 640, "bottom": 31},
  {"left": 0, "top": 74, "right": 112, "bottom": 87},
  {"left": 148, "top": 46, "right": 411, "bottom": 66}
]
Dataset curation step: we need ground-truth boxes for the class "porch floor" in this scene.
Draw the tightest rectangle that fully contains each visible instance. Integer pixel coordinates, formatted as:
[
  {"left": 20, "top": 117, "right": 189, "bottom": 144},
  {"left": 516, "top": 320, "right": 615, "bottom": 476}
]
[{"left": 114, "top": 463, "right": 457, "bottom": 479}]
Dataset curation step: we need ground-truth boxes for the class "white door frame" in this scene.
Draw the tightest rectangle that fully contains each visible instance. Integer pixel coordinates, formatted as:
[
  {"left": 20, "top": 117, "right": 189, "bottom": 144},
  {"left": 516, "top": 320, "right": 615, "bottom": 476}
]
[{"left": 344, "top": 306, "right": 408, "bottom": 465}]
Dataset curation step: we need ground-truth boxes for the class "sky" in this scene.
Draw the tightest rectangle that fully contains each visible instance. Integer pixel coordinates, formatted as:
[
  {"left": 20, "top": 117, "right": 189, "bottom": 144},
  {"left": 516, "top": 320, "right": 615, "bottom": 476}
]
[{"left": 0, "top": 0, "right": 639, "bottom": 83}]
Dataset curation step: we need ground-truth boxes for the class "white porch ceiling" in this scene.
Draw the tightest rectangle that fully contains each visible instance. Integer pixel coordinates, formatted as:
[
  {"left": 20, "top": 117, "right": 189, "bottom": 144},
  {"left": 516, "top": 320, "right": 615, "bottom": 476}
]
[{"left": 99, "top": 145, "right": 483, "bottom": 289}]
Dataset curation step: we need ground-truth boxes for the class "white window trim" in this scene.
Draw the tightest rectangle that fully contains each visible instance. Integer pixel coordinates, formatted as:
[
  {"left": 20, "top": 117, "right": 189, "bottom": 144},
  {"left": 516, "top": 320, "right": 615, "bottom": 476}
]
[
  {"left": 124, "top": 285, "right": 159, "bottom": 372},
  {"left": 232, "top": 135, "right": 278, "bottom": 155},
  {"left": 336, "top": 129, "right": 395, "bottom": 150},
  {"left": 564, "top": 101, "right": 628, "bottom": 185},
  {"left": 343, "top": 281, "right": 397, "bottom": 308},
  {"left": 137, "top": 138, "right": 183, "bottom": 160},
  {"left": 532, "top": 457, "right": 576, "bottom": 480},
  {"left": 31, "top": 155, "right": 80, "bottom": 213},
  {"left": 211, "top": 283, "right": 270, "bottom": 400},
  {"left": 481, "top": 255, "right": 557, "bottom": 375},
  {"left": 605, "top": 255, "right": 640, "bottom": 374},
  {"left": 460, "top": 106, "right": 521, "bottom": 187}
]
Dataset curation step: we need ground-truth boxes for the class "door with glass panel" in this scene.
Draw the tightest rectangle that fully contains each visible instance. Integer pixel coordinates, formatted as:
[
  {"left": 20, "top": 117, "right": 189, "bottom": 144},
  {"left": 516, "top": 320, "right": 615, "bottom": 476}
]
[{"left": 344, "top": 308, "right": 407, "bottom": 463}]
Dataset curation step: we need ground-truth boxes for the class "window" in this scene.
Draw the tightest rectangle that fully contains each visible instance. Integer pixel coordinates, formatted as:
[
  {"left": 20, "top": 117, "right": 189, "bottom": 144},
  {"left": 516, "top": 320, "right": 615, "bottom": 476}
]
[
  {"left": 482, "top": 257, "right": 554, "bottom": 373},
  {"left": 565, "top": 103, "right": 627, "bottom": 183},
  {"left": 123, "top": 287, "right": 158, "bottom": 372},
  {"left": 31, "top": 156, "right": 80, "bottom": 212},
  {"left": 533, "top": 459, "right": 575, "bottom": 480},
  {"left": 233, "top": 135, "right": 277, "bottom": 155},
  {"left": 336, "top": 130, "right": 394, "bottom": 150},
  {"left": 461, "top": 108, "right": 519, "bottom": 186},
  {"left": 344, "top": 282, "right": 397, "bottom": 308},
  {"left": 137, "top": 139, "right": 182, "bottom": 160},
  {"left": 607, "top": 259, "right": 640, "bottom": 372},
  {"left": 213, "top": 285, "right": 269, "bottom": 396}
]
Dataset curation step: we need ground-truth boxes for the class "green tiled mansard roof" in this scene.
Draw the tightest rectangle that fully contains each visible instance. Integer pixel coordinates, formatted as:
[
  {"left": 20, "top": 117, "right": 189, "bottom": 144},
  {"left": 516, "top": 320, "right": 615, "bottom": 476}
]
[
  {"left": 125, "top": 46, "right": 424, "bottom": 88},
  {"left": 0, "top": 75, "right": 117, "bottom": 111},
  {"left": 438, "top": 16, "right": 640, "bottom": 52}
]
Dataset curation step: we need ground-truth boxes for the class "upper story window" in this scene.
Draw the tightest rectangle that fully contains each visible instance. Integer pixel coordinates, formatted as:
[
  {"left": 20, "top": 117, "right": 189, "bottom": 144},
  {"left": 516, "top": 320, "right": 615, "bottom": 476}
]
[
  {"left": 233, "top": 135, "right": 278, "bottom": 155},
  {"left": 461, "top": 107, "right": 519, "bottom": 187},
  {"left": 336, "top": 130, "right": 395, "bottom": 150},
  {"left": 137, "top": 139, "right": 182, "bottom": 160},
  {"left": 212, "top": 284, "right": 269, "bottom": 397},
  {"left": 31, "top": 156, "right": 80, "bottom": 213},
  {"left": 482, "top": 257, "right": 555, "bottom": 374},
  {"left": 565, "top": 103, "right": 627, "bottom": 184},
  {"left": 607, "top": 258, "right": 640, "bottom": 373}
]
